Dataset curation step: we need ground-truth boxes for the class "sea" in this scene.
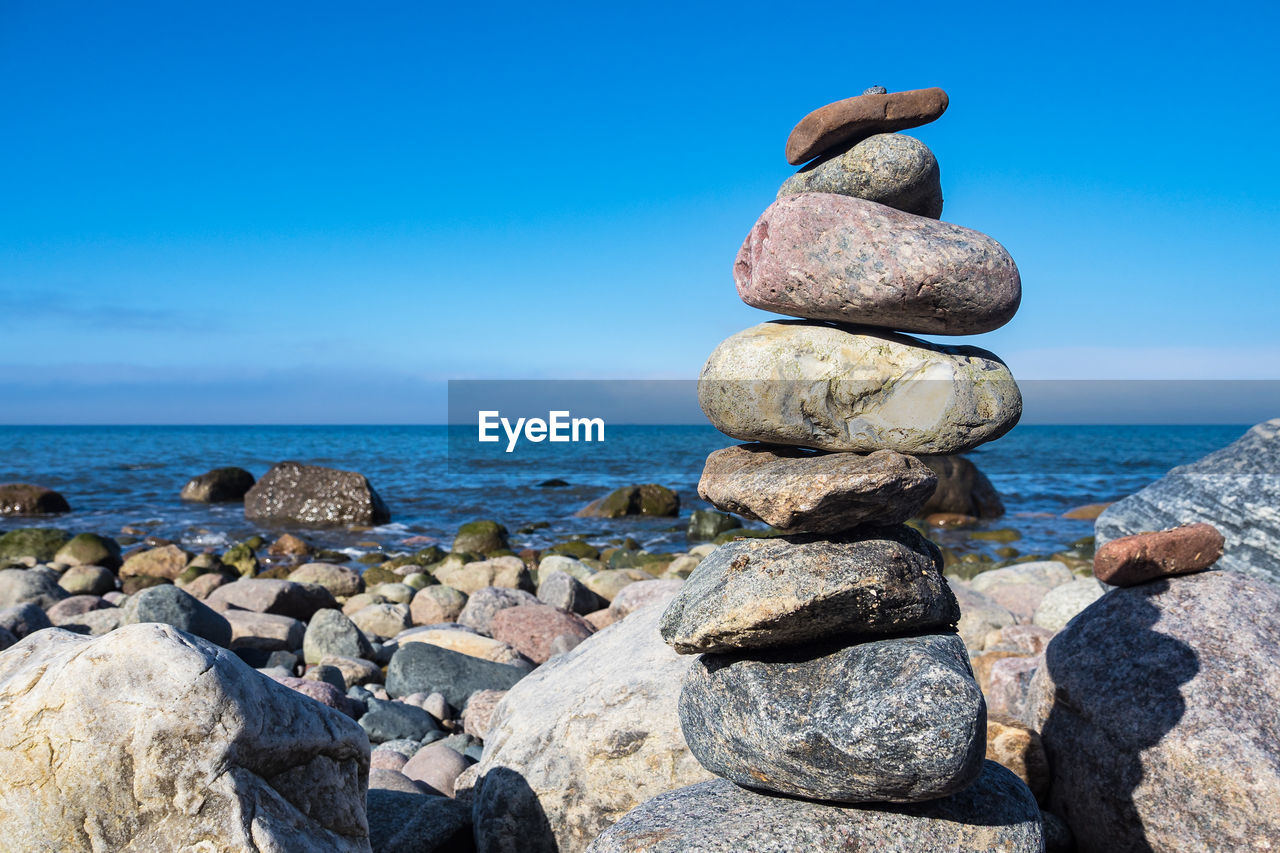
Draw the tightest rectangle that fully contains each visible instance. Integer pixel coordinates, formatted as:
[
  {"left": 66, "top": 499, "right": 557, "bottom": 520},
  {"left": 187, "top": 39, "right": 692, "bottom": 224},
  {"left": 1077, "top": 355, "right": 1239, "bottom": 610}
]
[{"left": 0, "top": 424, "right": 1249, "bottom": 564}]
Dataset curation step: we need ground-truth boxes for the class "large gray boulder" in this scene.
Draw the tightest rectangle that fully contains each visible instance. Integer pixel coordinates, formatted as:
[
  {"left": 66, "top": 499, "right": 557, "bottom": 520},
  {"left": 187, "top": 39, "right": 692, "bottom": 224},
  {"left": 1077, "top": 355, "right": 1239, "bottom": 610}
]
[
  {"left": 1027, "top": 569, "right": 1280, "bottom": 851},
  {"left": 471, "top": 600, "right": 713, "bottom": 853},
  {"left": 0, "top": 623, "right": 371, "bottom": 852},
  {"left": 245, "top": 460, "right": 390, "bottom": 526},
  {"left": 679, "top": 633, "right": 985, "bottom": 803},
  {"left": 1095, "top": 419, "right": 1280, "bottom": 585},
  {"left": 586, "top": 761, "right": 1042, "bottom": 853}
]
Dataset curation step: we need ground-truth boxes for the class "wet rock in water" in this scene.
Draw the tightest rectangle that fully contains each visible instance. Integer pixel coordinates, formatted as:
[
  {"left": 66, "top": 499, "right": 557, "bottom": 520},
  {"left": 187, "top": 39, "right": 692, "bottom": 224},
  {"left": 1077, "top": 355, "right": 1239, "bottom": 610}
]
[
  {"left": 489, "top": 603, "right": 595, "bottom": 664},
  {"left": 179, "top": 466, "right": 256, "bottom": 502},
  {"left": 387, "top": 639, "right": 530, "bottom": 709},
  {"left": 1028, "top": 570, "right": 1280, "bottom": 851},
  {"left": 244, "top": 460, "right": 390, "bottom": 526},
  {"left": 53, "top": 533, "right": 122, "bottom": 570},
  {"left": 360, "top": 697, "right": 441, "bottom": 744},
  {"left": 1093, "top": 523, "right": 1225, "bottom": 587},
  {"left": 915, "top": 454, "right": 1005, "bottom": 518},
  {"left": 699, "top": 321, "right": 1021, "bottom": 454},
  {"left": 56, "top": 564, "right": 118, "bottom": 596},
  {"left": 660, "top": 528, "right": 954, "bottom": 654},
  {"left": 1095, "top": 419, "right": 1280, "bottom": 586},
  {"left": 119, "top": 544, "right": 191, "bottom": 580},
  {"left": 576, "top": 484, "right": 680, "bottom": 518},
  {"left": 679, "top": 632, "right": 985, "bottom": 802},
  {"left": 436, "top": 556, "right": 531, "bottom": 595},
  {"left": 269, "top": 532, "right": 311, "bottom": 556},
  {"left": 224, "top": 609, "right": 305, "bottom": 652},
  {"left": 586, "top": 762, "right": 1041, "bottom": 853},
  {"left": 0, "top": 527, "right": 69, "bottom": 564},
  {"left": 0, "top": 484, "right": 70, "bottom": 516},
  {"left": 458, "top": 586, "right": 540, "bottom": 634},
  {"left": 698, "top": 444, "right": 937, "bottom": 533},
  {"left": 1032, "top": 576, "right": 1106, "bottom": 631},
  {"left": 686, "top": 508, "right": 741, "bottom": 542},
  {"left": 0, "top": 568, "right": 68, "bottom": 610},
  {"left": 403, "top": 741, "right": 469, "bottom": 798},
  {"left": 471, "top": 604, "right": 713, "bottom": 853},
  {"left": 0, "top": 623, "right": 370, "bottom": 851},
  {"left": 734, "top": 194, "right": 1020, "bottom": 334},
  {"left": 949, "top": 581, "right": 1017, "bottom": 651},
  {"left": 118, "top": 583, "right": 232, "bottom": 647},
  {"left": 0, "top": 602, "right": 53, "bottom": 638},
  {"left": 411, "top": 584, "right": 469, "bottom": 625},
  {"left": 303, "top": 608, "right": 376, "bottom": 664},
  {"left": 452, "top": 519, "right": 510, "bottom": 556},
  {"left": 778, "top": 133, "right": 943, "bottom": 218},
  {"left": 367, "top": 789, "right": 472, "bottom": 853},
  {"left": 785, "top": 86, "right": 950, "bottom": 165},
  {"left": 536, "top": 570, "right": 603, "bottom": 615},
  {"left": 206, "top": 577, "right": 338, "bottom": 621}
]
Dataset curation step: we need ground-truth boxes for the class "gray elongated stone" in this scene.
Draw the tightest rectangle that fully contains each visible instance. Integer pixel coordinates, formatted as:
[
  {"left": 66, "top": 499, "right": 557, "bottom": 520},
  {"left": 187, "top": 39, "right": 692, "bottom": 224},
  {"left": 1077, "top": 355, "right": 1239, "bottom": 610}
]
[
  {"left": 0, "top": 623, "right": 370, "bottom": 852},
  {"left": 699, "top": 321, "right": 1021, "bottom": 454},
  {"left": 386, "top": 640, "right": 529, "bottom": 709},
  {"left": 659, "top": 526, "right": 955, "bottom": 654},
  {"left": 119, "top": 583, "right": 232, "bottom": 647},
  {"left": 679, "top": 632, "right": 985, "bottom": 802},
  {"left": 585, "top": 762, "right": 1043, "bottom": 853},
  {"left": 1095, "top": 418, "right": 1280, "bottom": 586},
  {"left": 735, "top": 194, "right": 1020, "bottom": 334},
  {"left": 778, "top": 133, "right": 943, "bottom": 218},
  {"left": 697, "top": 444, "right": 937, "bottom": 533},
  {"left": 1026, "top": 569, "right": 1280, "bottom": 852}
]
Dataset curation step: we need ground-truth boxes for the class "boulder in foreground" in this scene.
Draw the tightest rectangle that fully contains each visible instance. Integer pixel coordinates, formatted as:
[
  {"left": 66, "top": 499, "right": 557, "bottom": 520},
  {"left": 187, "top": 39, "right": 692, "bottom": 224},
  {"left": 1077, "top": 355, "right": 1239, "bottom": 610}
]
[
  {"left": 0, "top": 623, "right": 371, "bottom": 852},
  {"left": 245, "top": 461, "right": 390, "bottom": 526},
  {"left": 471, "top": 596, "right": 711, "bottom": 853},
  {"left": 586, "top": 761, "right": 1041, "bottom": 853}
]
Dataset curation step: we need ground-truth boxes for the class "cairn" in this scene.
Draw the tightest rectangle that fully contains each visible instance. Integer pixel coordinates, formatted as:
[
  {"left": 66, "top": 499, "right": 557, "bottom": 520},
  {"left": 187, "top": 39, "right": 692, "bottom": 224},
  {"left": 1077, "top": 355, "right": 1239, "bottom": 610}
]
[{"left": 589, "top": 87, "right": 1044, "bottom": 850}]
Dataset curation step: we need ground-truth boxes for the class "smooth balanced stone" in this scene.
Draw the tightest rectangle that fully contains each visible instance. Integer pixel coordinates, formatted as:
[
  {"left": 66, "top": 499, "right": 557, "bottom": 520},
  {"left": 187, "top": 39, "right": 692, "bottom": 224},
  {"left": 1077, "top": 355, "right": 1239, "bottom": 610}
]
[
  {"left": 244, "top": 460, "right": 390, "bottom": 526},
  {"left": 699, "top": 321, "right": 1021, "bottom": 454},
  {"left": 1025, "top": 570, "right": 1280, "bottom": 851},
  {"left": 679, "top": 632, "right": 985, "bottom": 803},
  {"left": 1092, "top": 522, "right": 1225, "bottom": 587},
  {"left": 660, "top": 527, "right": 955, "bottom": 654},
  {"left": 779, "top": 133, "right": 943, "bottom": 218},
  {"left": 697, "top": 444, "right": 937, "bottom": 533},
  {"left": 785, "top": 86, "right": 949, "bottom": 165},
  {"left": 0, "top": 623, "right": 370, "bottom": 852},
  {"left": 735, "top": 193, "right": 1020, "bottom": 334},
  {"left": 1094, "top": 419, "right": 1280, "bottom": 586},
  {"left": 585, "top": 762, "right": 1043, "bottom": 853}
]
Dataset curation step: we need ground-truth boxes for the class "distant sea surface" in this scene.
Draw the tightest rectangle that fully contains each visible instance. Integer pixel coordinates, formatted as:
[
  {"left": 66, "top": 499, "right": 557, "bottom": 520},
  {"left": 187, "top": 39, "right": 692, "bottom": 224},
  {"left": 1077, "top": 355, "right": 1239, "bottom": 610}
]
[{"left": 0, "top": 425, "right": 1249, "bottom": 562}]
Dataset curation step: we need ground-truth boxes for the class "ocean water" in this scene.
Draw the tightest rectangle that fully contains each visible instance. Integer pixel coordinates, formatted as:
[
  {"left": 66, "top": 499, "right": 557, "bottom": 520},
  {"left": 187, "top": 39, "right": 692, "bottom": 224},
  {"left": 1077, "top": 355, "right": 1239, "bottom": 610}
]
[{"left": 0, "top": 424, "right": 1249, "bottom": 562}]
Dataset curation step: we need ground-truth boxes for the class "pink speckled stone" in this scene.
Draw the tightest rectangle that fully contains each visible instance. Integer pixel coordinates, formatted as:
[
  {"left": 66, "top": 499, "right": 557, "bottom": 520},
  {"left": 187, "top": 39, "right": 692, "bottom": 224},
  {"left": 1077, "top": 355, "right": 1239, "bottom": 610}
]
[{"left": 734, "top": 194, "right": 1020, "bottom": 335}]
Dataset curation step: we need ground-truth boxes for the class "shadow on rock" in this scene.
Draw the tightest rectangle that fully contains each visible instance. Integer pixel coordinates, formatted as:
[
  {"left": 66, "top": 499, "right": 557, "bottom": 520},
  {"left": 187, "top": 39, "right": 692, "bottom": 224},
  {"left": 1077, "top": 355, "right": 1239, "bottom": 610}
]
[{"left": 471, "top": 767, "right": 556, "bottom": 853}]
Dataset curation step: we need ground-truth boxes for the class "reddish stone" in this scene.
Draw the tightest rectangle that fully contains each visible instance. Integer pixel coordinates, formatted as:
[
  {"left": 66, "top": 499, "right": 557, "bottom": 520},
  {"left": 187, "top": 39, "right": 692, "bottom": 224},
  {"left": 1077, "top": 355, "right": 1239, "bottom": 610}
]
[
  {"left": 926, "top": 512, "right": 978, "bottom": 529},
  {"left": 489, "top": 603, "right": 594, "bottom": 664},
  {"left": 269, "top": 674, "right": 362, "bottom": 719},
  {"left": 1093, "top": 523, "right": 1224, "bottom": 587},
  {"left": 785, "top": 87, "right": 949, "bottom": 165},
  {"left": 984, "top": 655, "right": 1042, "bottom": 720}
]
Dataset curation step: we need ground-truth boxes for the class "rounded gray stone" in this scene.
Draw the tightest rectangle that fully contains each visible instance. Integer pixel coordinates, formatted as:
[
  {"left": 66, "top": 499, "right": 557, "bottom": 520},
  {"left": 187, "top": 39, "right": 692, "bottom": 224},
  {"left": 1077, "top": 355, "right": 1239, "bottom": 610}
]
[
  {"left": 303, "top": 608, "right": 375, "bottom": 664},
  {"left": 119, "top": 584, "right": 232, "bottom": 647},
  {"left": 679, "top": 632, "right": 985, "bottom": 802},
  {"left": 659, "top": 526, "right": 957, "bottom": 654},
  {"left": 586, "top": 762, "right": 1042, "bottom": 852},
  {"left": 779, "top": 133, "right": 942, "bottom": 218}
]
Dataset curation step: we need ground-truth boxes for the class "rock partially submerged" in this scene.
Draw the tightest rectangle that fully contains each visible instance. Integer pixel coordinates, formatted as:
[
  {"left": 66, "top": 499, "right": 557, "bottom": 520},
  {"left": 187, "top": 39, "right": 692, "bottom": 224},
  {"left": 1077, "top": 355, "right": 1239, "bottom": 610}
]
[
  {"left": 0, "top": 623, "right": 370, "bottom": 852},
  {"left": 245, "top": 460, "right": 390, "bottom": 526},
  {"left": 180, "top": 466, "right": 256, "bottom": 503},
  {"left": 0, "top": 484, "right": 70, "bottom": 516}
]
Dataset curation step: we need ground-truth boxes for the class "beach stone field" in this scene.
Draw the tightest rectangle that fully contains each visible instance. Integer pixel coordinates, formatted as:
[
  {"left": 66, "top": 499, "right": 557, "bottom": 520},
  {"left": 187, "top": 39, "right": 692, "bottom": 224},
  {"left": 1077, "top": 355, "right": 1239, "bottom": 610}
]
[{"left": 2, "top": 87, "right": 1279, "bottom": 853}]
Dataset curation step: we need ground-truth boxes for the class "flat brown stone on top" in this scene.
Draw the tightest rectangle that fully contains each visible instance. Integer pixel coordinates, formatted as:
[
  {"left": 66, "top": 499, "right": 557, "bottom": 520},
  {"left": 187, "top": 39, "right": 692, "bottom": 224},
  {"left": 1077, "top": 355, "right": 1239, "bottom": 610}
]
[
  {"left": 1093, "top": 522, "right": 1225, "bottom": 586},
  {"left": 785, "top": 87, "right": 949, "bottom": 165}
]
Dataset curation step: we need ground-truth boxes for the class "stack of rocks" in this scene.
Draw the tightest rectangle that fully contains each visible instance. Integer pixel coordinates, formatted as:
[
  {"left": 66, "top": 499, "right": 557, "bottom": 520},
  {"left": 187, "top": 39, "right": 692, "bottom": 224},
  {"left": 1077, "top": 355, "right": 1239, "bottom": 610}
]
[{"left": 589, "top": 87, "right": 1042, "bottom": 851}]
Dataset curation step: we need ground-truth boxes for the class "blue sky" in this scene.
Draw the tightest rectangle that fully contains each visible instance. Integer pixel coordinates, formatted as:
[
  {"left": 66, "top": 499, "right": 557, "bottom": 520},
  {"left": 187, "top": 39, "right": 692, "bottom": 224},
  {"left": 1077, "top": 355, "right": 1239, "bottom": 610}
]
[{"left": 2, "top": 1, "right": 1278, "bottom": 423}]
